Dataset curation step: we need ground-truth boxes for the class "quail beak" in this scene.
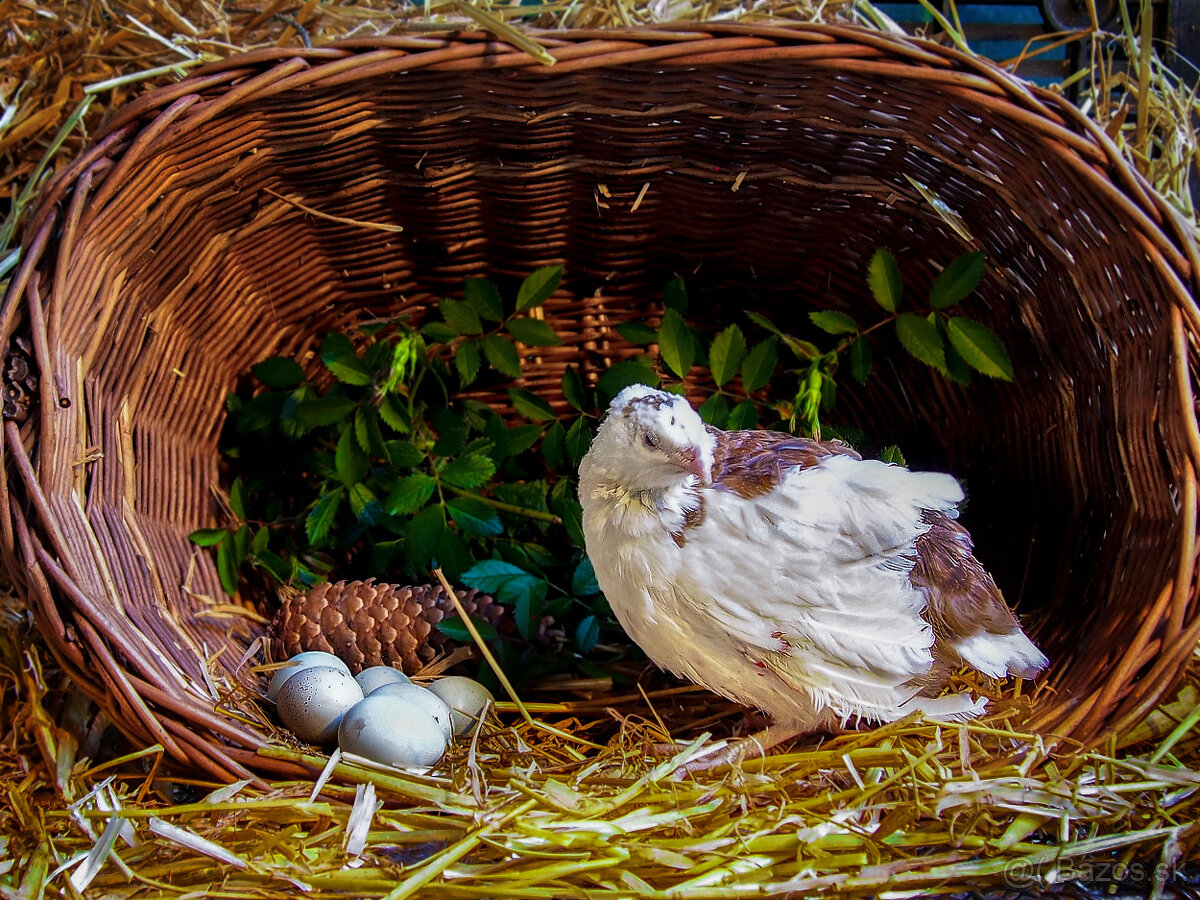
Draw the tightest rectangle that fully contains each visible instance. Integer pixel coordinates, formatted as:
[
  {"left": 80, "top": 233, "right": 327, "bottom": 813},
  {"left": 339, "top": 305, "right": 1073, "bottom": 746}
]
[{"left": 676, "top": 447, "right": 708, "bottom": 484}]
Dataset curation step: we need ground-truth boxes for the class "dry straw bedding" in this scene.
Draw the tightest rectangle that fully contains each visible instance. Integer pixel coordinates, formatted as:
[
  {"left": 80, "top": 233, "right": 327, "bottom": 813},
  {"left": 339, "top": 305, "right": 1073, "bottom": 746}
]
[{"left": 2, "top": 1, "right": 1200, "bottom": 898}]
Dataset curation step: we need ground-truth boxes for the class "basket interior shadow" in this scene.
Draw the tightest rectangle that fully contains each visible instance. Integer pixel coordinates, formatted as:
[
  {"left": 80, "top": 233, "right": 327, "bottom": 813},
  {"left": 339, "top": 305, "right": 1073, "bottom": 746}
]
[{"left": 3, "top": 24, "right": 1199, "bottom": 782}]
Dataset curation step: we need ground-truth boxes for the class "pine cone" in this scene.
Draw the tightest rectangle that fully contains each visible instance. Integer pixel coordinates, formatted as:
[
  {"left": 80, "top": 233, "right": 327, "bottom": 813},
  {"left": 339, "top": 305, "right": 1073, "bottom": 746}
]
[{"left": 269, "top": 579, "right": 506, "bottom": 674}]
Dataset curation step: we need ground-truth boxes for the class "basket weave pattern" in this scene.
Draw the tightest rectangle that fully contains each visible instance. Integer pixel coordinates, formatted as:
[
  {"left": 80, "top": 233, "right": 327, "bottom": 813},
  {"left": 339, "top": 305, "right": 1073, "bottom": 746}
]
[{"left": 2, "top": 23, "right": 1198, "bottom": 780}]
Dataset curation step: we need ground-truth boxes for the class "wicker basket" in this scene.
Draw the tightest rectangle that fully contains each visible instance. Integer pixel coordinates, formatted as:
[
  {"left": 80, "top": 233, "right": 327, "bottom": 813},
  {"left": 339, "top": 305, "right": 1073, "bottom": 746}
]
[{"left": 2, "top": 23, "right": 1198, "bottom": 782}]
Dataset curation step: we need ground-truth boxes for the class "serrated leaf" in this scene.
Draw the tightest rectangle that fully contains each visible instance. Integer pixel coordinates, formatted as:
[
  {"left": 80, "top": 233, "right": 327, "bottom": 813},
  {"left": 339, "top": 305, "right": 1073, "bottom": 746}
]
[
  {"left": 378, "top": 394, "right": 410, "bottom": 433},
  {"left": 549, "top": 481, "right": 586, "bottom": 547},
  {"left": 482, "top": 334, "right": 522, "bottom": 378},
  {"left": 895, "top": 313, "right": 947, "bottom": 374},
  {"left": 850, "top": 337, "right": 872, "bottom": 384},
  {"left": 355, "top": 406, "right": 388, "bottom": 457},
  {"left": 709, "top": 324, "right": 747, "bottom": 387},
  {"left": 562, "top": 365, "right": 587, "bottom": 412},
  {"left": 422, "top": 321, "right": 459, "bottom": 342},
  {"left": 514, "top": 591, "right": 537, "bottom": 641},
  {"left": 306, "top": 488, "right": 343, "bottom": 545},
  {"left": 189, "top": 528, "right": 228, "bottom": 547},
  {"left": 868, "top": 247, "right": 902, "bottom": 312},
  {"left": 938, "top": 317, "right": 972, "bottom": 385},
  {"left": 657, "top": 308, "right": 694, "bottom": 378},
  {"left": 336, "top": 425, "right": 369, "bottom": 485},
  {"left": 464, "top": 277, "right": 504, "bottom": 321},
  {"left": 386, "top": 473, "right": 437, "bottom": 515},
  {"left": 698, "top": 393, "right": 731, "bottom": 428},
  {"left": 461, "top": 559, "right": 548, "bottom": 609},
  {"left": 386, "top": 439, "right": 424, "bottom": 468},
  {"left": 251, "top": 526, "right": 269, "bottom": 555},
  {"left": 726, "top": 399, "right": 759, "bottom": 430},
  {"left": 808, "top": 310, "right": 859, "bottom": 335},
  {"left": 879, "top": 444, "right": 908, "bottom": 466},
  {"left": 931, "top": 251, "right": 985, "bottom": 309},
  {"left": 572, "top": 557, "right": 600, "bottom": 596},
  {"left": 441, "top": 453, "right": 496, "bottom": 489},
  {"left": 229, "top": 477, "right": 247, "bottom": 520},
  {"left": 436, "top": 614, "right": 500, "bottom": 643},
  {"left": 348, "top": 483, "right": 383, "bottom": 524},
  {"left": 506, "top": 424, "right": 542, "bottom": 457},
  {"left": 574, "top": 615, "right": 600, "bottom": 654},
  {"left": 565, "top": 416, "right": 591, "bottom": 467},
  {"left": 440, "top": 298, "right": 483, "bottom": 335},
  {"left": 216, "top": 540, "right": 239, "bottom": 597},
  {"left": 516, "top": 265, "right": 564, "bottom": 312},
  {"left": 542, "top": 420, "right": 566, "bottom": 470},
  {"left": 405, "top": 504, "right": 447, "bottom": 572},
  {"left": 252, "top": 357, "right": 306, "bottom": 388},
  {"left": 234, "top": 390, "right": 286, "bottom": 433},
  {"left": 506, "top": 317, "right": 563, "bottom": 347},
  {"left": 597, "top": 359, "right": 660, "bottom": 403},
  {"left": 741, "top": 336, "right": 778, "bottom": 393},
  {"left": 509, "top": 388, "right": 555, "bottom": 422},
  {"left": 295, "top": 397, "right": 356, "bottom": 426},
  {"left": 616, "top": 321, "right": 659, "bottom": 345},
  {"left": 321, "top": 333, "right": 372, "bottom": 385},
  {"left": 431, "top": 408, "right": 467, "bottom": 457},
  {"left": 446, "top": 496, "right": 503, "bottom": 537},
  {"left": 662, "top": 277, "right": 688, "bottom": 313},
  {"left": 946, "top": 317, "right": 1013, "bottom": 380},
  {"left": 746, "top": 311, "right": 782, "bottom": 335},
  {"left": 455, "top": 340, "right": 482, "bottom": 387}
]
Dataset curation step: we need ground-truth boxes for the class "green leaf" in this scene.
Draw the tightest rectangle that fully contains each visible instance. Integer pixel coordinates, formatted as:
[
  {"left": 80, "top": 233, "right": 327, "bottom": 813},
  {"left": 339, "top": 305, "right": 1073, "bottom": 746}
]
[
  {"left": 542, "top": 420, "right": 566, "bottom": 470},
  {"left": 849, "top": 337, "right": 872, "bottom": 384},
  {"left": 708, "top": 324, "right": 747, "bottom": 387},
  {"left": 506, "top": 424, "right": 542, "bottom": 457},
  {"left": 234, "top": 390, "right": 286, "bottom": 433},
  {"left": 938, "top": 317, "right": 972, "bottom": 386},
  {"left": 482, "top": 334, "right": 522, "bottom": 378},
  {"left": 386, "top": 473, "right": 437, "bottom": 515},
  {"left": 879, "top": 444, "right": 908, "bottom": 466},
  {"left": 252, "top": 357, "right": 306, "bottom": 389},
  {"left": 355, "top": 406, "right": 388, "bottom": 458},
  {"left": 616, "top": 321, "right": 659, "bottom": 345},
  {"left": 572, "top": 557, "right": 600, "bottom": 596},
  {"left": 741, "top": 336, "right": 778, "bottom": 393},
  {"left": 549, "top": 481, "right": 586, "bottom": 547},
  {"left": 306, "top": 487, "right": 343, "bottom": 545},
  {"left": 562, "top": 366, "right": 587, "bottom": 412},
  {"left": 251, "top": 526, "right": 269, "bottom": 555},
  {"left": 574, "top": 615, "right": 600, "bottom": 654},
  {"left": 436, "top": 614, "right": 500, "bottom": 643},
  {"left": 464, "top": 277, "right": 504, "bottom": 321},
  {"left": 662, "top": 276, "right": 688, "bottom": 313},
  {"left": 808, "top": 310, "right": 859, "bottom": 335},
  {"left": 446, "top": 496, "right": 503, "bottom": 537},
  {"left": 516, "top": 265, "right": 564, "bottom": 312},
  {"left": 657, "top": 308, "right": 694, "bottom": 379},
  {"left": 946, "top": 317, "right": 1013, "bottom": 380},
  {"left": 386, "top": 439, "right": 424, "bottom": 469},
  {"left": 229, "top": 478, "right": 247, "bottom": 520},
  {"left": 378, "top": 394, "right": 410, "bottom": 433},
  {"left": 726, "top": 399, "right": 759, "bottom": 430},
  {"left": 507, "top": 317, "right": 562, "bottom": 347},
  {"left": 440, "top": 298, "right": 483, "bottom": 335},
  {"left": 421, "top": 321, "right": 459, "bottom": 343},
  {"left": 930, "top": 251, "right": 985, "bottom": 309},
  {"left": 745, "top": 311, "right": 782, "bottom": 335},
  {"left": 216, "top": 540, "right": 239, "bottom": 597},
  {"left": 461, "top": 559, "right": 548, "bottom": 609},
  {"left": 431, "top": 408, "right": 468, "bottom": 457},
  {"left": 565, "top": 416, "right": 591, "bottom": 467},
  {"left": 513, "top": 591, "right": 538, "bottom": 641},
  {"left": 295, "top": 397, "right": 356, "bottom": 426},
  {"left": 405, "top": 505, "right": 447, "bottom": 572},
  {"left": 441, "top": 453, "right": 497, "bottom": 489},
  {"left": 455, "top": 340, "right": 482, "bottom": 387},
  {"left": 698, "top": 393, "right": 731, "bottom": 428},
  {"left": 509, "top": 388, "right": 555, "bottom": 422},
  {"left": 336, "top": 425, "right": 369, "bottom": 485},
  {"left": 597, "top": 359, "right": 659, "bottom": 403},
  {"left": 321, "top": 333, "right": 373, "bottom": 385},
  {"left": 189, "top": 528, "right": 228, "bottom": 547},
  {"left": 348, "top": 483, "right": 383, "bottom": 524},
  {"left": 895, "top": 313, "right": 947, "bottom": 374},
  {"left": 868, "top": 247, "right": 902, "bottom": 312}
]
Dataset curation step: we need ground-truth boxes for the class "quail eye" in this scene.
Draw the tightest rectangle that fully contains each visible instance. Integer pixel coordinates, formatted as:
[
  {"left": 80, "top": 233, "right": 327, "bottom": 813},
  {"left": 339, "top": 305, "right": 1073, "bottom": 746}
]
[{"left": 642, "top": 433, "right": 660, "bottom": 450}]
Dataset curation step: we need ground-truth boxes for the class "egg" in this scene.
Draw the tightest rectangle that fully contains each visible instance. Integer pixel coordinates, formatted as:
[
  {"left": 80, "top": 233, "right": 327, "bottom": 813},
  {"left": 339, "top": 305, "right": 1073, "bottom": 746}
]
[
  {"left": 275, "top": 666, "right": 363, "bottom": 744},
  {"left": 338, "top": 695, "right": 447, "bottom": 769},
  {"left": 267, "top": 650, "right": 350, "bottom": 701},
  {"left": 370, "top": 682, "right": 454, "bottom": 742},
  {"left": 355, "top": 665, "right": 411, "bottom": 695},
  {"left": 426, "top": 676, "right": 495, "bottom": 737}
]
